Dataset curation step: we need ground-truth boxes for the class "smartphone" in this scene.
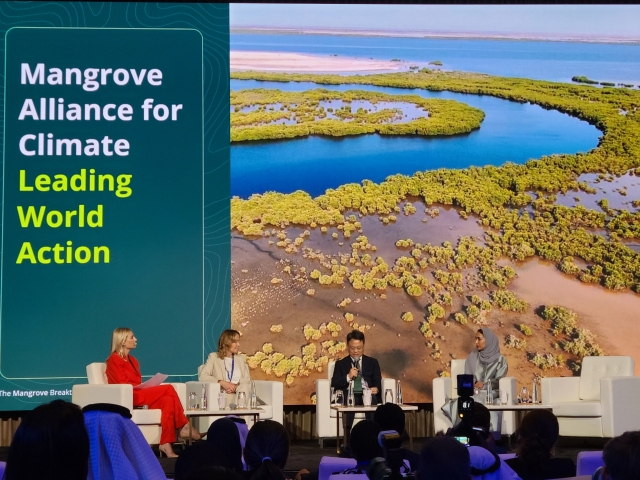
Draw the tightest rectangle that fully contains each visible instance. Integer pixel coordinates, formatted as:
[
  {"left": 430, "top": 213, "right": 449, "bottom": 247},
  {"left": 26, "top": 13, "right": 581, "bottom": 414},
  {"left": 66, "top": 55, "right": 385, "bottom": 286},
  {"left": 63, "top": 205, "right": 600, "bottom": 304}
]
[{"left": 454, "top": 436, "right": 470, "bottom": 446}]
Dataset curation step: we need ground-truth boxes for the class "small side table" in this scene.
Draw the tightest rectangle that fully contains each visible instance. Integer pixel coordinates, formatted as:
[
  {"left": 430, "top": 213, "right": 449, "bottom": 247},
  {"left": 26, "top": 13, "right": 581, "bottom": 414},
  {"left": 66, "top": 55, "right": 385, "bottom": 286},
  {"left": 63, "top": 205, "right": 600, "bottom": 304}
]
[{"left": 331, "top": 405, "right": 418, "bottom": 454}]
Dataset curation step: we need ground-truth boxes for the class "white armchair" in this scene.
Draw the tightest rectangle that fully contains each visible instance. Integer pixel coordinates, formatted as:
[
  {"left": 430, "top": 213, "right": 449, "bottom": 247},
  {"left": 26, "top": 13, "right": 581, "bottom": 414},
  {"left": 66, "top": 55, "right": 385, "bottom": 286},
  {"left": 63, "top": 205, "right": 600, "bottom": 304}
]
[
  {"left": 189, "top": 364, "right": 284, "bottom": 431},
  {"left": 316, "top": 360, "right": 396, "bottom": 447},
  {"left": 433, "top": 359, "right": 517, "bottom": 437},
  {"left": 541, "top": 356, "right": 640, "bottom": 437},
  {"left": 72, "top": 362, "right": 187, "bottom": 445}
]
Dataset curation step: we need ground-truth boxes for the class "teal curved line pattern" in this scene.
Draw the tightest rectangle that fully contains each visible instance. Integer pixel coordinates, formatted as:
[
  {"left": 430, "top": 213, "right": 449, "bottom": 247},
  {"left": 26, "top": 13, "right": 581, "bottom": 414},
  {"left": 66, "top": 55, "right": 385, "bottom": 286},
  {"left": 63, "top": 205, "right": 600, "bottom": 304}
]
[{"left": 0, "top": 2, "right": 229, "bottom": 405}]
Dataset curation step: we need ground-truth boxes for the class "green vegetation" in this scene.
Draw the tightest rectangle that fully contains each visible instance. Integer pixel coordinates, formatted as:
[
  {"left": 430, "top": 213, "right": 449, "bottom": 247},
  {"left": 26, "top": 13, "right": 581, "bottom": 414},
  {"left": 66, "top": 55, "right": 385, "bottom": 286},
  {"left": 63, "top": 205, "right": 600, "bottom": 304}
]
[
  {"left": 230, "top": 88, "right": 485, "bottom": 142},
  {"left": 541, "top": 305, "right": 604, "bottom": 357},
  {"left": 490, "top": 290, "right": 528, "bottom": 313},
  {"left": 528, "top": 352, "right": 564, "bottom": 370},
  {"left": 519, "top": 324, "right": 533, "bottom": 336},
  {"left": 429, "top": 61, "right": 443, "bottom": 66},
  {"left": 233, "top": 66, "right": 640, "bottom": 392},
  {"left": 504, "top": 334, "right": 527, "bottom": 350},
  {"left": 542, "top": 306, "right": 577, "bottom": 336},
  {"left": 572, "top": 76, "right": 599, "bottom": 85},
  {"left": 231, "top": 69, "right": 640, "bottom": 294}
]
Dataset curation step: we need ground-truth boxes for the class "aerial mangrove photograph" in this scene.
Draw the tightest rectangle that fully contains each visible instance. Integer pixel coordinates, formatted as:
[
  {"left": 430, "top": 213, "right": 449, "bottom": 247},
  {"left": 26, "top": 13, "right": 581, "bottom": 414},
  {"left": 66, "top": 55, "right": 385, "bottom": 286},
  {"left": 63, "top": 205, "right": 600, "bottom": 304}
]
[{"left": 226, "top": 4, "right": 640, "bottom": 404}]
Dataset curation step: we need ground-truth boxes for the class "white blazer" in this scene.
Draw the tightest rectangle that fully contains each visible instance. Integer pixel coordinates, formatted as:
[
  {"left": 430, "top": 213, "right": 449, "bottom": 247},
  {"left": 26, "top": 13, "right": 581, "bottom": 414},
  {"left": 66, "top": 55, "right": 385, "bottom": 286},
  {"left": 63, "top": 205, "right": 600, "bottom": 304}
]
[{"left": 199, "top": 353, "right": 251, "bottom": 398}]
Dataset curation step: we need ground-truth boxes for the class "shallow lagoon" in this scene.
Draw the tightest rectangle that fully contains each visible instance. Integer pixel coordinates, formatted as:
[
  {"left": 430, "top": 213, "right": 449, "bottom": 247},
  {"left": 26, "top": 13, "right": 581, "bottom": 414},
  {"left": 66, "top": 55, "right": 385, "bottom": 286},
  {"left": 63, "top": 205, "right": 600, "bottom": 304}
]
[
  {"left": 231, "top": 33, "right": 640, "bottom": 84},
  {"left": 231, "top": 79, "right": 601, "bottom": 197}
]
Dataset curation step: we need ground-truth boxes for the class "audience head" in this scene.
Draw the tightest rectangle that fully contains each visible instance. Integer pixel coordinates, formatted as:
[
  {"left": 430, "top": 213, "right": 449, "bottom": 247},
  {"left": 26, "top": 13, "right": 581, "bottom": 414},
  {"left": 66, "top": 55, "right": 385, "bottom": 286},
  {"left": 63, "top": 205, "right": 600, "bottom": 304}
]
[
  {"left": 601, "top": 430, "right": 640, "bottom": 480},
  {"left": 418, "top": 436, "right": 471, "bottom": 480},
  {"left": 217, "top": 329, "right": 241, "bottom": 359},
  {"left": 515, "top": 409, "right": 559, "bottom": 466},
  {"left": 4, "top": 400, "right": 89, "bottom": 480},
  {"left": 83, "top": 403, "right": 166, "bottom": 479},
  {"left": 244, "top": 420, "right": 289, "bottom": 480},
  {"left": 206, "top": 418, "right": 244, "bottom": 472},
  {"left": 176, "top": 442, "right": 235, "bottom": 480},
  {"left": 350, "top": 420, "right": 383, "bottom": 463},
  {"left": 374, "top": 403, "right": 406, "bottom": 436},
  {"left": 472, "top": 402, "right": 491, "bottom": 432},
  {"left": 468, "top": 402, "right": 495, "bottom": 450},
  {"left": 182, "top": 466, "right": 245, "bottom": 480}
]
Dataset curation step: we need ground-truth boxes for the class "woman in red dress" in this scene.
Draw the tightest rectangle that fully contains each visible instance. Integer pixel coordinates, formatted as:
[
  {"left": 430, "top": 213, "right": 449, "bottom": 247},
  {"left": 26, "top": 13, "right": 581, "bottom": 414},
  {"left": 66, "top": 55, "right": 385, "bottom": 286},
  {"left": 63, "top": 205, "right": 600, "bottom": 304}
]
[{"left": 105, "top": 327, "right": 200, "bottom": 458}]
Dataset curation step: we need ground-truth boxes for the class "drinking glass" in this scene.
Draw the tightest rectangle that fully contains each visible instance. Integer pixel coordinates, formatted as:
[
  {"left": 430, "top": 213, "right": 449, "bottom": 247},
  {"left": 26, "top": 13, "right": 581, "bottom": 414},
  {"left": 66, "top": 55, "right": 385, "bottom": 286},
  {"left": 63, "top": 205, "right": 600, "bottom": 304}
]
[
  {"left": 218, "top": 391, "right": 227, "bottom": 410},
  {"left": 520, "top": 386, "right": 529, "bottom": 404},
  {"left": 237, "top": 392, "right": 247, "bottom": 409},
  {"left": 335, "top": 390, "right": 344, "bottom": 406},
  {"left": 363, "top": 388, "right": 372, "bottom": 407},
  {"left": 500, "top": 391, "right": 509, "bottom": 405},
  {"left": 384, "top": 388, "right": 394, "bottom": 404}
]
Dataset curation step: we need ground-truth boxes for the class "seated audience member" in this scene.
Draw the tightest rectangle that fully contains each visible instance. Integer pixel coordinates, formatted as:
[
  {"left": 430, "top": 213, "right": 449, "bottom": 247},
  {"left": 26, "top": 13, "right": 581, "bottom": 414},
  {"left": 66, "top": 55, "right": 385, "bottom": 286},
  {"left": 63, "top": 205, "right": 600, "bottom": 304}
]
[
  {"left": 4, "top": 400, "right": 89, "bottom": 480},
  {"left": 469, "top": 403, "right": 507, "bottom": 455},
  {"left": 176, "top": 442, "right": 238, "bottom": 480},
  {"left": 418, "top": 436, "right": 471, "bottom": 480},
  {"left": 244, "top": 420, "right": 290, "bottom": 480},
  {"left": 82, "top": 403, "right": 166, "bottom": 480},
  {"left": 597, "top": 430, "right": 640, "bottom": 480},
  {"left": 206, "top": 418, "right": 245, "bottom": 472},
  {"left": 374, "top": 403, "right": 421, "bottom": 470},
  {"left": 342, "top": 420, "right": 383, "bottom": 473},
  {"left": 183, "top": 467, "right": 245, "bottom": 480},
  {"left": 467, "top": 446, "right": 520, "bottom": 480},
  {"left": 227, "top": 415, "right": 250, "bottom": 450},
  {"left": 505, "top": 409, "right": 575, "bottom": 480}
]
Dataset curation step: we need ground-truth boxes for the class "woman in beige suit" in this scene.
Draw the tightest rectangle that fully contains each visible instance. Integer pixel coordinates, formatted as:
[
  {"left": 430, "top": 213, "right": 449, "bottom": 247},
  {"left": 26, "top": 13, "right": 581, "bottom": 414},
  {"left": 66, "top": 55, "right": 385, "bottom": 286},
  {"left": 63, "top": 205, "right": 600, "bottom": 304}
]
[{"left": 199, "top": 329, "right": 250, "bottom": 403}]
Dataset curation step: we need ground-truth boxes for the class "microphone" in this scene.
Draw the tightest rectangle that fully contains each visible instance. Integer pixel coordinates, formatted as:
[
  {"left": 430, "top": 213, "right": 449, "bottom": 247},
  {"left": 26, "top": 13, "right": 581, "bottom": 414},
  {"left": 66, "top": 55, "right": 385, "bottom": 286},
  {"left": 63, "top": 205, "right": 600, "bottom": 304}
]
[{"left": 352, "top": 358, "right": 361, "bottom": 376}]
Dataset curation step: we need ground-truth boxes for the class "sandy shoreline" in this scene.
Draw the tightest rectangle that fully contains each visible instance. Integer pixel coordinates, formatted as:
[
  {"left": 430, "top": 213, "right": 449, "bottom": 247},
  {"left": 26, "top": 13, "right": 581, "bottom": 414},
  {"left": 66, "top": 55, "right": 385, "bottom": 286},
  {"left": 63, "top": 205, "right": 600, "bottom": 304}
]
[
  {"left": 231, "top": 51, "right": 407, "bottom": 73},
  {"left": 232, "top": 27, "right": 640, "bottom": 45}
]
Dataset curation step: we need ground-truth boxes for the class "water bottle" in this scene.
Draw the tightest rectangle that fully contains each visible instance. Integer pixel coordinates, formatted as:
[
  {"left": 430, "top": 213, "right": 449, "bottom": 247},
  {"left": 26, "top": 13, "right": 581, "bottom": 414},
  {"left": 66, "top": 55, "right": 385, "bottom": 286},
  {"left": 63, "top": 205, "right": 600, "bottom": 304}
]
[
  {"left": 200, "top": 383, "right": 207, "bottom": 411},
  {"left": 486, "top": 381, "right": 493, "bottom": 405},
  {"left": 250, "top": 381, "right": 257, "bottom": 409},
  {"left": 188, "top": 392, "right": 197, "bottom": 410},
  {"left": 384, "top": 388, "right": 394, "bottom": 404},
  {"left": 347, "top": 380, "right": 355, "bottom": 407},
  {"left": 396, "top": 380, "right": 403, "bottom": 405},
  {"left": 532, "top": 378, "right": 539, "bottom": 404}
]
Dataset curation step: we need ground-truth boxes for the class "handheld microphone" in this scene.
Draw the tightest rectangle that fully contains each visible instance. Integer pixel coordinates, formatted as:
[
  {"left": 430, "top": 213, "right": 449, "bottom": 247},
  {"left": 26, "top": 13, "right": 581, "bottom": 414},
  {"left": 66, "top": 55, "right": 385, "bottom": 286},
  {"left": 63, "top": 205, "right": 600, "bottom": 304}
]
[{"left": 352, "top": 358, "right": 361, "bottom": 376}]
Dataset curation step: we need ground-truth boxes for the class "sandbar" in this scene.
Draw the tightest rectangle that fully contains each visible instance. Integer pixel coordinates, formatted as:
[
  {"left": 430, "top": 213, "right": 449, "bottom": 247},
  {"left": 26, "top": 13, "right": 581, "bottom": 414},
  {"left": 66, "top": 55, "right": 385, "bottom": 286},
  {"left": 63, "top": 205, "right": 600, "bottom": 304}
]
[{"left": 230, "top": 50, "right": 406, "bottom": 73}]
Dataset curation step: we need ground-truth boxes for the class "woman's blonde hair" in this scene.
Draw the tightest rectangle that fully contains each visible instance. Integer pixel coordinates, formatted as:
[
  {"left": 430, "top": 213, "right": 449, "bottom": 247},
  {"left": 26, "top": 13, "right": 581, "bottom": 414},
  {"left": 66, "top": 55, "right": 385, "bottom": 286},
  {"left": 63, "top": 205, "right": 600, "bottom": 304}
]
[
  {"left": 110, "top": 327, "right": 133, "bottom": 358},
  {"left": 217, "top": 329, "right": 240, "bottom": 359}
]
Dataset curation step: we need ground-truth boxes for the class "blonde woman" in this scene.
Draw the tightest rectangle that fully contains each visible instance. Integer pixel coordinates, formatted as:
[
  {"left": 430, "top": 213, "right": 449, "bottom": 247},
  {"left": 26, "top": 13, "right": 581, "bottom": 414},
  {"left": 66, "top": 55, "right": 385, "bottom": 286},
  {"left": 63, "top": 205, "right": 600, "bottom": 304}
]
[
  {"left": 199, "top": 329, "right": 250, "bottom": 403},
  {"left": 105, "top": 327, "right": 201, "bottom": 458}
]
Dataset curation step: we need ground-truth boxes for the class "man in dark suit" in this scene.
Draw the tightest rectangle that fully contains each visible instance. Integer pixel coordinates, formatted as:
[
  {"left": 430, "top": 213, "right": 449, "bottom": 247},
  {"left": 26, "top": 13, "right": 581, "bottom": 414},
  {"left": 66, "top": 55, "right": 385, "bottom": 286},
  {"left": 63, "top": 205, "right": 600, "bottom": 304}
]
[{"left": 331, "top": 330, "right": 382, "bottom": 449}]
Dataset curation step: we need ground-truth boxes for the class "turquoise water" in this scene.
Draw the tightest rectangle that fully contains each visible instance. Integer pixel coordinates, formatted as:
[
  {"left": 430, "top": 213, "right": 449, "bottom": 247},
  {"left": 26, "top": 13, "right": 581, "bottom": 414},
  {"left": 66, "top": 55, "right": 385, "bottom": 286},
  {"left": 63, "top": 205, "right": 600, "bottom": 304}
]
[
  {"left": 231, "top": 80, "right": 601, "bottom": 197},
  {"left": 231, "top": 33, "right": 640, "bottom": 84}
]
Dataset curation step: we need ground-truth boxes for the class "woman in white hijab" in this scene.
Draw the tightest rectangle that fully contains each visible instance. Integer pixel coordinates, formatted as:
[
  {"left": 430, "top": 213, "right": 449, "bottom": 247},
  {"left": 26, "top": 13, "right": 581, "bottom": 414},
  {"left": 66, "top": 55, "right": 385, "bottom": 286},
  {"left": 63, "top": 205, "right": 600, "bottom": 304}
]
[{"left": 441, "top": 328, "right": 508, "bottom": 428}]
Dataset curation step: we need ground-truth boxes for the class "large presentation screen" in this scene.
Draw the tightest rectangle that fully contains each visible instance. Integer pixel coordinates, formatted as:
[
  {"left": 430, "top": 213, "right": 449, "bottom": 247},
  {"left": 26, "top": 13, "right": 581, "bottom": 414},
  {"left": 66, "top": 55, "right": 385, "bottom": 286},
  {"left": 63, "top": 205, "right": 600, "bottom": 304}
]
[
  {"left": 228, "top": 4, "right": 640, "bottom": 404},
  {"left": 1, "top": 3, "right": 639, "bottom": 411},
  {"left": 0, "top": 2, "right": 229, "bottom": 410}
]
